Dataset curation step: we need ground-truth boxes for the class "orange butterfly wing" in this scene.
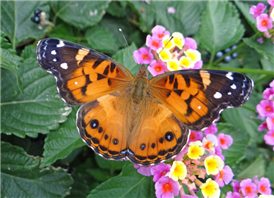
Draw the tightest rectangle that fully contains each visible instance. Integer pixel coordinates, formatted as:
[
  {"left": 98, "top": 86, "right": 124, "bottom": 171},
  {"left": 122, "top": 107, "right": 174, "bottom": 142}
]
[
  {"left": 149, "top": 69, "right": 253, "bottom": 131},
  {"left": 37, "top": 38, "right": 133, "bottom": 106}
]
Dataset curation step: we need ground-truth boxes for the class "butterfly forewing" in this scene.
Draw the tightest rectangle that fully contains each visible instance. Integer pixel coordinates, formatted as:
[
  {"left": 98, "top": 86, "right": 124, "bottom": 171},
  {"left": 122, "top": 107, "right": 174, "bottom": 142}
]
[
  {"left": 36, "top": 38, "right": 133, "bottom": 106},
  {"left": 149, "top": 69, "right": 253, "bottom": 131}
]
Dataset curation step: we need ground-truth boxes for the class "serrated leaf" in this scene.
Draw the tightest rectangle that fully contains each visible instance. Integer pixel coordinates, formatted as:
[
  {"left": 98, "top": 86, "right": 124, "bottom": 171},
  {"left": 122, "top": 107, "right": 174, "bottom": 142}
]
[
  {"left": 66, "top": 171, "right": 90, "bottom": 198},
  {"left": 1, "top": 142, "right": 73, "bottom": 198},
  {"left": 1, "top": 2, "right": 50, "bottom": 48},
  {"left": 106, "top": 1, "right": 125, "bottom": 18},
  {"left": 86, "top": 26, "right": 118, "bottom": 53},
  {"left": 42, "top": 107, "right": 85, "bottom": 167},
  {"left": 237, "top": 155, "right": 265, "bottom": 179},
  {"left": 49, "top": 24, "right": 76, "bottom": 43},
  {"left": 234, "top": 1, "right": 258, "bottom": 32},
  {"left": 243, "top": 38, "right": 274, "bottom": 65},
  {"left": 199, "top": 0, "right": 245, "bottom": 55},
  {"left": 217, "top": 123, "right": 249, "bottom": 167},
  {"left": 222, "top": 93, "right": 261, "bottom": 141},
  {"left": 112, "top": 43, "right": 139, "bottom": 75},
  {"left": 51, "top": 1, "right": 111, "bottom": 29},
  {"left": 1, "top": 46, "right": 71, "bottom": 138},
  {"left": 128, "top": 1, "right": 155, "bottom": 32},
  {"left": 154, "top": 1, "right": 206, "bottom": 36},
  {"left": 88, "top": 164, "right": 155, "bottom": 198},
  {"left": 95, "top": 154, "right": 125, "bottom": 172}
]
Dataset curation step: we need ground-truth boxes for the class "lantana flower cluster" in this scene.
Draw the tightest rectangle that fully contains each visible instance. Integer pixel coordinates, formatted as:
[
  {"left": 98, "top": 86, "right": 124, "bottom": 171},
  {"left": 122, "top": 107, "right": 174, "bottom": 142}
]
[
  {"left": 249, "top": 1, "right": 274, "bottom": 43},
  {"left": 133, "top": 25, "right": 203, "bottom": 77},
  {"left": 226, "top": 176, "right": 273, "bottom": 198},
  {"left": 256, "top": 80, "right": 274, "bottom": 150},
  {"left": 134, "top": 123, "right": 235, "bottom": 198}
]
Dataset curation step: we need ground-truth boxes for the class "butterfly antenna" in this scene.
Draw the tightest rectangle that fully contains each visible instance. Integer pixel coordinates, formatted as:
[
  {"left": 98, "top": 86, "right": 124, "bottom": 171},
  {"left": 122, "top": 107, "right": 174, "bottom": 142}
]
[
  {"left": 119, "top": 28, "right": 138, "bottom": 63},
  {"left": 158, "top": 36, "right": 174, "bottom": 54}
]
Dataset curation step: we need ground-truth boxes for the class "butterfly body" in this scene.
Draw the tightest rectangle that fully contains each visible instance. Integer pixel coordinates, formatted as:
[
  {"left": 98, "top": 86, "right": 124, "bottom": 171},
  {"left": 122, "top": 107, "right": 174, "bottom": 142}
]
[{"left": 37, "top": 38, "right": 253, "bottom": 166}]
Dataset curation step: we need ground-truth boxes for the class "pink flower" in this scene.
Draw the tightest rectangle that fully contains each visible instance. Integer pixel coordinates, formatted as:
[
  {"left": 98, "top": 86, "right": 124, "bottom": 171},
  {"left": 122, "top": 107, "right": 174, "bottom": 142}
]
[
  {"left": 133, "top": 47, "right": 153, "bottom": 64},
  {"left": 258, "top": 121, "right": 268, "bottom": 131},
  {"left": 256, "top": 13, "right": 273, "bottom": 32},
  {"left": 231, "top": 180, "right": 241, "bottom": 192},
  {"left": 266, "top": 116, "right": 274, "bottom": 130},
  {"left": 217, "top": 133, "right": 233, "bottom": 150},
  {"left": 167, "top": 7, "right": 176, "bottom": 14},
  {"left": 188, "top": 130, "right": 203, "bottom": 142},
  {"left": 215, "top": 165, "right": 234, "bottom": 187},
  {"left": 263, "top": 87, "right": 274, "bottom": 100},
  {"left": 258, "top": 177, "right": 272, "bottom": 195},
  {"left": 192, "top": 60, "right": 203, "bottom": 69},
  {"left": 270, "top": 80, "right": 274, "bottom": 88},
  {"left": 256, "top": 100, "right": 274, "bottom": 117},
  {"left": 152, "top": 25, "right": 170, "bottom": 40},
  {"left": 226, "top": 191, "right": 241, "bottom": 198},
  {"left": 146, "top": 35, "right": 162, "bottom": 50},
  {"left": 155, "top": 176, "right": 179, "bottom": 198},
  {"left": 215, "top": 146, "right": 225, "bottom": 161},
  {"left": 264, "top": 130, "right": 274, "bottom": 146},
  {"left": 151, "top": 163, "right": 172, "bottom": 182},
  {"left": 249, "top": 3, "right": 267, "bottom": 18},
  {"left": 184, "top": 37, "right": 197, "bottom": 50},
  {"left": 240, "top": 178, "right": 257, "bottom": 198},
  {"left": 204, "top": 123, "right": 218, "bottom": 135},
  {"left": 148, "top": 59, "right": 168, "bottom": 76},
  {"left": 203, "top": 134, "right": 218, "bottom": 150},
  {"left": 268, "top": 0, "right": 274, "bottom": 6},
  {"left": 134, "top": 165, "right": 153, "bottom": 176}
]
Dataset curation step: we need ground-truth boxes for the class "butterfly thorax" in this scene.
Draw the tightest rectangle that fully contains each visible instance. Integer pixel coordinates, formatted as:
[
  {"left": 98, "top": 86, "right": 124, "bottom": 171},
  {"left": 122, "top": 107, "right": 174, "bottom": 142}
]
[{"left": 130, "top": 75, "right": 149, "bottom": 105}]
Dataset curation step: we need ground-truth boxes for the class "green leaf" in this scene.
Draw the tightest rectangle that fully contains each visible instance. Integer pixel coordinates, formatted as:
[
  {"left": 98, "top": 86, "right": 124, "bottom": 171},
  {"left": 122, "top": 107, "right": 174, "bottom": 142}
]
[
  {"left": 265, "top": 161, "right": 274, "bottom": 185},
  {"left": 49, "top": 24, "right": 76, "bottom": 43},
  {"left": 1, "top": 1, "right": 50, "bottom": 49},
  {"left": 86, "top": 26, "right": 119, "bottom": 53},
  {"left": 1, "top": 46, "right": 71, "bottom": 138},
  {"left": 106, "top": 1, "right": 126, "bottom": 18},
  {"left": 217, "top": 123, "right": 249, "bottom": 167},
  {"left": 66, "top": 170, "right": 90, "bottom": 198},
  {"left": 112, "top": 43, "right": 139, "bottom": 76},
  {"left": 237, "top": 155, "right": 265, "bottom": 179},
  {"left": 88, "top": 164, "right": 155, "bottom": 198},
  {"left": 234, "top": 1, "right": 257, "bottom": 32},
  {"left": 51, "top": 1, "right": 111, "bottom": 29},
  {"left": 199, "top": 0, "right": 245, "bottom": 55},
  {"left": 222, "top": 93, "right": 261, "bottom": 141},
  {"left": 128, "top": 1, "right": 155, "bottom": 32},
  {"left": 95, "top": 154, "right": 125, "bottom": 172},
  {"left": 1, "top": 142, "right": 73, "bottom": 198},
  {"left": 155, "top": 1, "right": 206, "bottom": 36},
  {"left": 243, "top": 38, "right": 274, "bottom": 64},
  {"left": 41, "top": 107, "right": 85, "bottom": 167}
]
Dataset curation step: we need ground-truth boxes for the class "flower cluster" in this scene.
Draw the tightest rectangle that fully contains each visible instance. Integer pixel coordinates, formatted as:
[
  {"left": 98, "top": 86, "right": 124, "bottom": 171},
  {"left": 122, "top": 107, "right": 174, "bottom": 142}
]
[
  {"left": 134, "top": 123, "right": 235, "bottom": 198},
  {"left": 133, "top": 25, "right": 202, "bottom": 77},
  {"left": 226, "top": 176, "right": 273, "bottom": 198},
  {"left": 256, "top": 80, "right": 274, "bottom": 150},
  {"left": 249, "top": 1, "right": 274, "bottom": 43}
]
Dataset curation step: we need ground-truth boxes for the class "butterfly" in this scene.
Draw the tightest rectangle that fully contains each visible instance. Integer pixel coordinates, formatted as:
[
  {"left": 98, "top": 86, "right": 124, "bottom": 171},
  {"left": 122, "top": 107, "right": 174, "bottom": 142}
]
[{"left": 36, "top": 38, "right": 253, "bottom": 166}]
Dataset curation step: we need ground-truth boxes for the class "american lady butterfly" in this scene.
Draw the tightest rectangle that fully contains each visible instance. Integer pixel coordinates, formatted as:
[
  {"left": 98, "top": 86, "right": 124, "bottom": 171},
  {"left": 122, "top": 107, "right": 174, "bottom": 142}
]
[{"left": 36, "top": 38, "right": 253, "bottom": 166}]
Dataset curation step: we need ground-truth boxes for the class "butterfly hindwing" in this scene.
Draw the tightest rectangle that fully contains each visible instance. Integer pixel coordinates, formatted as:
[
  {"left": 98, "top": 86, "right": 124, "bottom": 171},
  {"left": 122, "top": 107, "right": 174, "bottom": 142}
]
[
  {"left": 149, "top": 69, "right": 253, "bottom": 131},
  {"left": 36, "top": 38, "right": 133, "bottom": 106}
]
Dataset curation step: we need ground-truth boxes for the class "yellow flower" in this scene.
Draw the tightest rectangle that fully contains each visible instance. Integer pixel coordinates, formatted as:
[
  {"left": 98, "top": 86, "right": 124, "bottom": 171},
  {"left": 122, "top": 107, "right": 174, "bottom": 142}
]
[
  {"left": 184, "top": 49, "right": 201, "bottom": 62},
  {"left": 187, "top": 141, "right": 205, "bottom": 159},
  {"left": 270, "top": 9, "right": 274, "bottom": 21},
  {"left": 172, "top": 32, "right": 185, "bottom": 49},
  {"left": 158, "top": 49, "right": 172, "bottom": 62},
  {"left": 167, "top": 59, "right": 180, "bottom": 71},
  {"left": 200, "top": 178, "right": 220, "bottom": 198},
  {"left": 204, "top": 155, "right": 224, "bottom": 175},
  {"left": 168, "top": 161, "right": 187, "bottom": 181},
  {"left": 259, "top": 195, "right": 274, "bottom": 198},
  {"left": 179, "top": 56, "right": 195, "bottom": 69},
  {"left": 162, "top": 35, "right": 175, "bottom": 50}
]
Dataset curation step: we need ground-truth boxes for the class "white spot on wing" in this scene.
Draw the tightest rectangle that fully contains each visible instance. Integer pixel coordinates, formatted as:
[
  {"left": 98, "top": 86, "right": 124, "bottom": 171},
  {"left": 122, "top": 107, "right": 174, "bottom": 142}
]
[
  {"left": 53, "top": 58, "right": 57, "bottom": 62},
  {"left": 60, "top": 63, "right": 68, "bottom": 69},
  {"left": 75, "top": 81, "right": 78, "bottom": 85},
  {"left": 51, "top": 50, "right": 57, "bottom": 55},
  {"left": 214, "top": 92, "right": 222, "bottom": 99},
  {"left": 227, "top": 92, "right": 232, "bottom": 95},
  {"left": 226, "top": 72, "right": 234, "bottom": 80},
  {"left": 231, "top": 84, "right": 237, "bottom": 89},
  {"left": 57, "top": 40, "right": 65, "bottom": 48},
  {"left": 198, "top": 106, "right": 201, "bottom": 109}
]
